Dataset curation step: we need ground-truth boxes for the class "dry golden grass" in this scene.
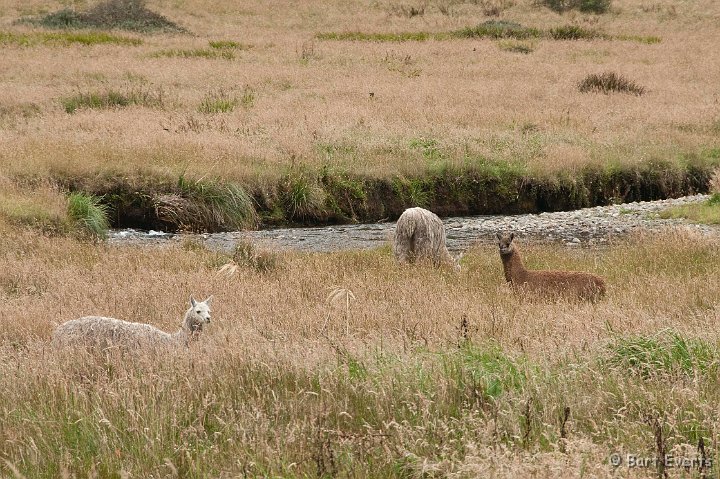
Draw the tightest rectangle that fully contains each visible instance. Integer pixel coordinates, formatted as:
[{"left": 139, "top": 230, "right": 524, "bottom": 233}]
[
  {"left": 1, "top": 227, "right": 720, "bottom": 476},
  {"left": 0, "top": 0, "right": 718, "bottom": 183}
]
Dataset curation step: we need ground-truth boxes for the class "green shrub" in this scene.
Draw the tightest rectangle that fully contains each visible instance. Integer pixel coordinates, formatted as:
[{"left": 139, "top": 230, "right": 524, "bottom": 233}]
[
  {"left": 22, "top": 0, "right": 186, "bottom": 33},
  {"left": 452, "top": 20, "right": 541, "bottom": 40},
  {"left": 67, "top": 192, "right": 110, "bottom": 239},
  {"left": 538, "top": 0, "right": 611, "bottom": 14},
  {"left": 548, "top": 25, "right": 604, "bottom": 40},
  {"left": 578, "top": 71, "right": 646, "bottom": 95}
]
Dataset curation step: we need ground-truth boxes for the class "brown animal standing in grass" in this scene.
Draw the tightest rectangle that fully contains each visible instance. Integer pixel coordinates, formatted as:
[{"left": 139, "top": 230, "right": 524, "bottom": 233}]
[{"left": 496, "top": 232, "right": 606, "bottom": 301}]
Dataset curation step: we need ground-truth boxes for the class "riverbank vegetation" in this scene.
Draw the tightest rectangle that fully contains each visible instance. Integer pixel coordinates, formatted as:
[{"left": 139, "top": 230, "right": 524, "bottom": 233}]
[
  {"left": 1, "top": 0, "right": 719, "bottom": 231},
  {"left": 1, "top": 229, "right": 719, "bottom": 477},
  {"left": 659, "top": 171, "right": 720, "bottom": 225}
]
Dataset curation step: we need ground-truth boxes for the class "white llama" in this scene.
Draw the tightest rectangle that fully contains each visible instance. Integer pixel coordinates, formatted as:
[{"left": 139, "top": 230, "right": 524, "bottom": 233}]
[
  {"left": 393, "top": 207, "right": 460, "bottom": 270},
  {"left": 52, "top": 296, "right": 214, "bottom": 349}
]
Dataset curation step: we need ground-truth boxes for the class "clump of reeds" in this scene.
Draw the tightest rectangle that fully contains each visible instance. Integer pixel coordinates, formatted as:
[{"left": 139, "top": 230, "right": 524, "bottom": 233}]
[
  {"left": 578, "top": 71, "right": 646, "bottom": 95},
  {"left": 67, "top": 192, "right": 110, "bottom": 239}
]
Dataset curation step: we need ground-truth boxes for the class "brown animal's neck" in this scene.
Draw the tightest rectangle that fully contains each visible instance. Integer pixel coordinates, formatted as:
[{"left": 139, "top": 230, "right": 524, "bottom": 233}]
[{"left": 501, "top": 248, "right": 527, "bottom": 283}]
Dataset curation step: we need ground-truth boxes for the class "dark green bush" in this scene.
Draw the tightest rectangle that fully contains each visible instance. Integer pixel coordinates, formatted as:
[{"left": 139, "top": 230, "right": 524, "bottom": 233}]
[
  {"left": 548, "top": 25, "right": 604, "bottom": 40},
  {"left": 452, "top": 20, "right": 541, "bottom": 40},
  {"left": 578, "top": 71, "right": 646, "bottom": 95},
  {"left": 23, "top": 0, "right": 186, "bottom": 33},
  {"left": 538, "top": 0, "right": 611, "bottom": 14}
]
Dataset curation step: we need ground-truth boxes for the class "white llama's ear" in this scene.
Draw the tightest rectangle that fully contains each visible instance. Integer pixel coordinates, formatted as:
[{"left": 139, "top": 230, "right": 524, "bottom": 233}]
[
  {"left": 204, "top": 295, "right": 213, "bottom": 306},
  {"left": 190, "top": 297, "right": 197, "bottom": 307}
]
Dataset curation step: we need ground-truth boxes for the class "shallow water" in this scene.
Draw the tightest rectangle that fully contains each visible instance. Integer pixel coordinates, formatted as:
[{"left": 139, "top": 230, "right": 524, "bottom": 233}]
[{"left": 109, "top": 195, "right": 716, "bottom": 253}]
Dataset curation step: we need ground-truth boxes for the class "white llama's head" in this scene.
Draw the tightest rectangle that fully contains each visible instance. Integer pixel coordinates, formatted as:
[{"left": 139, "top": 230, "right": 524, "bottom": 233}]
[{"left": 185, "top": 296, "right": 213, "bottom": 333}]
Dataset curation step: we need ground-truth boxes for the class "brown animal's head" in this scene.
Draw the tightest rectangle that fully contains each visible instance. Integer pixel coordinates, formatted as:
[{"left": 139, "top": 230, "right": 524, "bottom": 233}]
[{"left": 496, "top": 232, "right": 515, "bottom": 256}]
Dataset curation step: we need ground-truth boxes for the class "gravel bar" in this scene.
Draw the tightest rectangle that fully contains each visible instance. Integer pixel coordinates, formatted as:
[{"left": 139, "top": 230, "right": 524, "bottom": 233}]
[{"left": 109, "top": 194, "right": 718, "bottom": 253}]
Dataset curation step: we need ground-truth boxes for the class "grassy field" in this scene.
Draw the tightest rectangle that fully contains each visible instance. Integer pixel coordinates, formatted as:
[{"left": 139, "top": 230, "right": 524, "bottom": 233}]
[
  {"left": 2, "top": 2, "right": 720, "bottom": 475},
  {"left": 1, "top": 228, "right": 720, "bottom": 477},
  {"left": 0, "top": 0, "right": 719, "bottom": 229}
]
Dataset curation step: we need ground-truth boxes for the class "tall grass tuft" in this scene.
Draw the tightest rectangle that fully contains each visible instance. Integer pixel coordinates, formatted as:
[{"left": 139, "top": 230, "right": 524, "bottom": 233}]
[
  {"left": 578, "top": 71, "right": 646, "bottom": 95},
  {"left": 280, "top": 173, "right": 328, "bottom": 221},
  {"left": 198, "top": 89, "right": 238, "bottom": 114},
  {"left": 67, "top": 192, "right": 110, "bottom": 239},
  {"left": 218, "top": 240, "right": 282, "bottom": 275},
  {"left": 154, "top": 176, "right": 258, "bottom": 232}
]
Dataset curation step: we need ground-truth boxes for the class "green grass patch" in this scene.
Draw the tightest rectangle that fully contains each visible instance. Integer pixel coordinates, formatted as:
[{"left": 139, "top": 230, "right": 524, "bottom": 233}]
[
  {"left": 151, "top": 48, "right": 235, "bottom": 60},
  {"left": 547, "top": 25, "right": 605, "bottom": 40},
  {"left": 19, "top": 0, "right": 186, "bottom": 34},
  {"left": 578, "top": 71, "right": 646, "bottom": 95},
  {"left": 198, "top": 89, "right": 238, "bottom": 114},
  {"left": 208, "top": 40, "right": 245, "bottom": 50},
  {"left": 615, "top": 34, "right": 662, "bottom": 44},
  {"left": 0, "top": 31, "right": 142, "bottom": 47},
  {"left": 658, "top": 193, "right": 720, "bottom": 224},
  {"left": 450, "top": 342, "right": 527, "bottom": 399},
  {"left": 497, "top": 40, "right": 534, "bottom": 54},
  {"left": 451, "top": 20, "right": 541, "bottom": 40},
  {"left": 606, "top": 330, "right": 718, "bottom": 378},
  {"left": 318, "top": 22, "right": 655, "bottom": 44},
  {"left": 61, "top": 86, "right": 165, "bottom": 113},
  {"left": 67, "top": 192, "right": 110, "bottom": 240},
  {"left": 539, "top": 0, "right": 612, "bottom": 14},
  {"left": 316, "top": 31, "right": 430, "bottom": 42}
]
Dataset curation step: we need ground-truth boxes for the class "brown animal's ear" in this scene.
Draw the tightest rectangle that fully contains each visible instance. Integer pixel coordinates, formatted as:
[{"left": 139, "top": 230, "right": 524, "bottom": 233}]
[
  {"left": 495, "top": 232, "right": 502, "bottom": 241},
  {"left": 509, "top": 232, "right": 515, "bottom": 241}
]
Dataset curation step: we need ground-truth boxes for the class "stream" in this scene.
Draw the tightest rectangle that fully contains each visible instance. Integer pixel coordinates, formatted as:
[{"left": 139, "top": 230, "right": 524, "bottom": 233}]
[{"left": 109, "top": 194, "right": 717, "bottom": 253}]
